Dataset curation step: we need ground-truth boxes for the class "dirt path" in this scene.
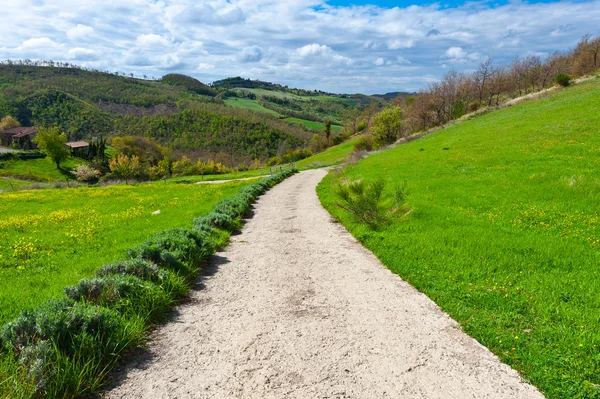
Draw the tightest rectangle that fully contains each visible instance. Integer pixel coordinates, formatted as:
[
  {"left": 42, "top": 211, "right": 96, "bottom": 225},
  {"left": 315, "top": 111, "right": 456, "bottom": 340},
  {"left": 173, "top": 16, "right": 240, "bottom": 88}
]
[{"left": 107, "top": 170, "right": 543, "bottom": 399}]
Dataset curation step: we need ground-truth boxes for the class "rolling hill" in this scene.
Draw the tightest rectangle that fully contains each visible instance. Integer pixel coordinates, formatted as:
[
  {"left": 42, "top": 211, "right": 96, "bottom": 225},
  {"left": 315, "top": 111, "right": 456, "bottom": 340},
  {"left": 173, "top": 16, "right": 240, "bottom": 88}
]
[{"left": 0, "top": 64, "right": 338, "bottom": 163}]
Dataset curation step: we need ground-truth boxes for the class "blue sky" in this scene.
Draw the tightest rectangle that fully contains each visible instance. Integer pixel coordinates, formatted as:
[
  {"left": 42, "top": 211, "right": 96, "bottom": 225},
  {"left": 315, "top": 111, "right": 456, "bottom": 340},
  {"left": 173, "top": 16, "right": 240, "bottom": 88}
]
[{"left": 1, "top": 0, "right": 598, "bottom": 94}]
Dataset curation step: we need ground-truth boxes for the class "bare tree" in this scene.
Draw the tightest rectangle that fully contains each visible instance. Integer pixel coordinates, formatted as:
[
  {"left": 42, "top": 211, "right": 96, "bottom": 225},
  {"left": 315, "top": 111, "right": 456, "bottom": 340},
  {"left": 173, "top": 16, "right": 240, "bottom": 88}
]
[{"left": 476, "top": 58, "right": 494, "bottom": 103}]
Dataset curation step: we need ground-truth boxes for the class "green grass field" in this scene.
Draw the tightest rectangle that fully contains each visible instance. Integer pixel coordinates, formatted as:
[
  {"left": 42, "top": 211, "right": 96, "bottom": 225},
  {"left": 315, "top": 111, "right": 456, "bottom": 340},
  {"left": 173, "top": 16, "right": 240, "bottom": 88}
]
[
  {"left": 0, "top": 156, "right": 84, "bottom": 183},
  {"left": 0, "top": 177, "right": 34, "bottom": 191},
  {"left": 317, "top": 78, "right": 600, "bottom": 399},
  {"left": 284, "top": 117, "right": 344, "bottom": 132},
  {"left": 0, "top": 180, "right": 251, "bottom": 325},
  {"left": 296, "top": 137, "right": 361, "bottom": 169},
  {"left": 224, "top": 97, "right": 280, "bottom": 116}
]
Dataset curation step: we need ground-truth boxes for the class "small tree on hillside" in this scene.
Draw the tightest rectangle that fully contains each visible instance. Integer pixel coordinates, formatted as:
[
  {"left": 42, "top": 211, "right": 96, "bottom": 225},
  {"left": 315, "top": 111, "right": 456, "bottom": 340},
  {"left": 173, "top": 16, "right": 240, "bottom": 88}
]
[
  {"left": 324, "top": 120, "right": 332, "bottom": 146},
  {"left": 0, "top": 115, "right": 21, "bottom": 130},
  {"left": 72, "top": 164, "right": 102, "bottom": 184},
  {"left": 33, "top": 127, "right": 70, "bottom": 169},
  {"left": 372, "top": 107, "right": 403, "bottom": 148},
  {"left": 109, "top": 154, "right": 142, "bottom": 184}
]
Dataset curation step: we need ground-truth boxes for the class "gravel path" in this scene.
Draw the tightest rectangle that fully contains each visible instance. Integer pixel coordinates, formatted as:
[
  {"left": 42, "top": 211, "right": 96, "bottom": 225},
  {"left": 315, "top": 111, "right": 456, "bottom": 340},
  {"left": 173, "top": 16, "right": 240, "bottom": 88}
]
[{"left": 107, "top": 169, "right": 543, "bottom": 399}]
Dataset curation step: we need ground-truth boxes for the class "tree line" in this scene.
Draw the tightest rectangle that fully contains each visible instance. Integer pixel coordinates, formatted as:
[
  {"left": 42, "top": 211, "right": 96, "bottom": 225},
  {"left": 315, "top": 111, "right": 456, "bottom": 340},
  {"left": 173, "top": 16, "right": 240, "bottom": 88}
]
[{"left": 366, "top": 34, "right": 600, "bottom": 147}]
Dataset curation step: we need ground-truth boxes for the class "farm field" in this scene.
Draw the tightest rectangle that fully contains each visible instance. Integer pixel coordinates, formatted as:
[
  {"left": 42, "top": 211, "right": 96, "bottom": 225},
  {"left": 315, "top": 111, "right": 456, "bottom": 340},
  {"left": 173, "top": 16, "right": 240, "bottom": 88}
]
[
  {"left": 223, "top": 97, "right": 280, "bottom": 116},
  {"left": 284, "top": 117, "right": 344, "bottom": 132},
  {"left": 0, "top": 180, "right": 252, "bottom": 325},
  {"left": 317, "top": 78, "right": 600, "bottom": 399}
]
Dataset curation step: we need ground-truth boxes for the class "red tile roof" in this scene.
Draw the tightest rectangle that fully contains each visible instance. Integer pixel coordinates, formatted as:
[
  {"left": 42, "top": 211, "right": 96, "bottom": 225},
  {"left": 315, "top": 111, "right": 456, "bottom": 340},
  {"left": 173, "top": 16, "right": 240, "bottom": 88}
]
[{"left": 0, "top": 126, "right": 38, "bottom": 137}]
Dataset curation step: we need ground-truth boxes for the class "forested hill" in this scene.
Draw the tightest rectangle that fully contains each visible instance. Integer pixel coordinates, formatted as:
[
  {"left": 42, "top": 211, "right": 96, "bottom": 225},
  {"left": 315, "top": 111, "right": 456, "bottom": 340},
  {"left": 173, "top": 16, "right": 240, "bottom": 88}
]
[{"left": 0, "top": 63, "right": 312, "bottom": 162}]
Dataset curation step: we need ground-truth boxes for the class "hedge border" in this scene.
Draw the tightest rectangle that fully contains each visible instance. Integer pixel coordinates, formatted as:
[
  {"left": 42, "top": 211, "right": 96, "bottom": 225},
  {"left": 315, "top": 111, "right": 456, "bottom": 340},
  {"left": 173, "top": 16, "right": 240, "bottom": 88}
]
[{"left": 0, "top": 168, "right": 297, "bottom": 398}]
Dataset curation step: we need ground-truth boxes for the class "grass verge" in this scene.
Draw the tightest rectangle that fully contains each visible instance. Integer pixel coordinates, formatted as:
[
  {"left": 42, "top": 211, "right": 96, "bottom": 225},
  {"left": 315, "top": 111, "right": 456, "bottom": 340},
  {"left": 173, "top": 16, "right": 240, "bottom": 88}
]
[
  {"left": 0, "top": 169, "right": 296, "bottom": 398},
  {"left": 317, "top": 79, "right": 600, "bottom": 399}
]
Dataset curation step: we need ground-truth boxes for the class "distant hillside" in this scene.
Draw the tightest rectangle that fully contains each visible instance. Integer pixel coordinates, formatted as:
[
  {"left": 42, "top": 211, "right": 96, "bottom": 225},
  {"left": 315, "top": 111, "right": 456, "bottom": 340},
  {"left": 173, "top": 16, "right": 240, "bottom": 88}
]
[
  {"left": 372, "top": 92, "right": 416, "bottom": 101},
  {"left": 213, "top": 76, "right": 385, "bottom": 127},
  {"left": 0, "top": 63, "right": 312, "bottom": 163},
  {"left": 161, "top": 74, "right": 217, "bottom": 97}
]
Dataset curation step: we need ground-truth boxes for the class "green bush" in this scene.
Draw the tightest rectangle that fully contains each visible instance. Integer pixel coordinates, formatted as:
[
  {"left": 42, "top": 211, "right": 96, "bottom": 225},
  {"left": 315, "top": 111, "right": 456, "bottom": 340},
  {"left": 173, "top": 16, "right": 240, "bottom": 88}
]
[
  {"left": 335, "top": 178, "right": 387, "bottom": 228},
  {"left": 96, "top": 258, "right": 163, "bottom": 282},
  {"left": 354, "top": 136, "right": 373, "bottom": 152},
  {"left": 554, "top": 73, "right": 571, "bottom": 87},
  {"left": 127, "top": 228, "right": 210, "bottom": 276}
]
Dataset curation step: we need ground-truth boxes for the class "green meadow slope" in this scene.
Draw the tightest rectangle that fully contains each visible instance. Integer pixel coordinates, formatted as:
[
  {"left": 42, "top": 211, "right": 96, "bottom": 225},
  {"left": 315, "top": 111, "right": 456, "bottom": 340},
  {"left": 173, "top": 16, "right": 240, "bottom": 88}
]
[
  {"left": 0, "top": 180, "right": 252, "bottom": 325},
  {"left": 318, "top": 78, "right": 600, "bottom": 399}
]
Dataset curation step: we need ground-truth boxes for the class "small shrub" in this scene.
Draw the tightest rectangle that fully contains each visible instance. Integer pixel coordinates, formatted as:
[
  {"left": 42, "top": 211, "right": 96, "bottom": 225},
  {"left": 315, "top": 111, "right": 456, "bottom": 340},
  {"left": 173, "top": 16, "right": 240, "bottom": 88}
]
[
  {"left": 71, "top": 164, "right": 102, "bottom": 184},
  {"left": 554, "top": 73, "right": 571, "bottom": 87},
  {"left": 96, "top": 258, "right": 163, "bottom": 282},
  {"left": 354, "top": 136, "right": 373, "bottom": 152},
  {"left": 127, "top": 228, "right": 210, "bottom": 276},
  {"left": 356, "top": 120, "right": 368, "bottom": 133},
  {"left": 65, "top": 276, "right": 172, "bottom": 320},
  {"left": 335, "top": 178, "right": 387, "bottom": 227}
]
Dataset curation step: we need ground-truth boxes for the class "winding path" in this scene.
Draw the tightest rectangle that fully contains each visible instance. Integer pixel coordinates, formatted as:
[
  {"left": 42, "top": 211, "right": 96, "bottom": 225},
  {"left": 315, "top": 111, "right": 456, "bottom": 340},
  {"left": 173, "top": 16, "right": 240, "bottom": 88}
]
[{"left": 107, "top": 169, "right": 543, "bottom": 399}]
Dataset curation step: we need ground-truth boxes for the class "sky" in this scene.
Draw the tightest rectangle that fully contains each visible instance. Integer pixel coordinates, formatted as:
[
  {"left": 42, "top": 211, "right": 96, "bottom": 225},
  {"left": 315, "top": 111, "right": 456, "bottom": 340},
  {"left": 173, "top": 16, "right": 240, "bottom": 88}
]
[{"left": 1, "top": 0, "right": 599, "bottom": 94}]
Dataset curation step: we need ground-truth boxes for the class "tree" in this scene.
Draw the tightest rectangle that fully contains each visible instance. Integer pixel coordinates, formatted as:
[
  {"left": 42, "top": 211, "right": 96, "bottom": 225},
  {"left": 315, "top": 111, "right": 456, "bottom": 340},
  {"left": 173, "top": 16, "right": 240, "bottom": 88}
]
[
  {"left": 324, "top": 120, "right": 332, "bottom": 146},
  {"left": 71, "top": 164, "right": 102, "bottom": 184},
  {"left": 476, "top": 58, "right": 493, "bottom": 104},
  {"left": 0, "top": 115, "right": 21, "bottom": 130},
  {"left": 372, "top": 107, "right": 403, "bottom": 148},
  {"left": 33, "top": 127, "right": 70, "bottom": 168},
  {"left": 109, "top": 153, "right": 142, "bottom": 184},
  {"left": 111, "top": 136, "right": 171, "bottom": 166}
]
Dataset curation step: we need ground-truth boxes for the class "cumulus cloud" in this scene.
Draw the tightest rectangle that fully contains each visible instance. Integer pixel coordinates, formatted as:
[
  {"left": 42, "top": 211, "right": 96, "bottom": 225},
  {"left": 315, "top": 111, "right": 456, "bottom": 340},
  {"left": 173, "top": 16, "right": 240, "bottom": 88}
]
[
  {"left": 136, "top": 34, "right": 172, "bottom": 49},
  {"left": 18, "top": 37, "right": 60, "bottom": 50},
  {"left": 0, "top": 0, "right": 599, "bottom": 93},
  {"left": 175, "top": 4, "right": 245, "bottom": 26},
  {"left": 240, "top": 46, "right": 263, "bottom": 63},
  {"left": 68, "top": 47, "right": 98, "bottom": 61},
  {"left": 443, "top": 46, "right": 481, "bottom": 63},
  {"left": 387, "top": 39, "right": 416, "bottom": 50},
  {"left": 297, "top": 43, "right": 333, "bottom": 57},
  {"left": 67, "top": 24, "right": 94, "bottom": 40}
]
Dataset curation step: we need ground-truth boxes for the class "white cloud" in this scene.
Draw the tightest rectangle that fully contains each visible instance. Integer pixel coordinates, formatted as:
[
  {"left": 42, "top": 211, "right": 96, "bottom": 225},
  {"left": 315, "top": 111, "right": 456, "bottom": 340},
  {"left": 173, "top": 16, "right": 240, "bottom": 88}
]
[
  {"left": 443, "top": 46, "right": 481, "bottom": 63},
  {"left": 0, "top": 0, "right": 599, "bottom": 93},
  {"left": 240, "top": 46, "right": 263, "bottom": 63},
  {"left": 136, "top": 34, "right": 172, "bottom": 49},
  {"left": 18, "top": 37, "right": 59, "bottom": 49},
  {"left": 387, "top": 39, "right": 416, "bottom": 50},
  {"left": 68, "top": 47, "right": 98, "bottom": 61},
  {"left": 297, "top": 43, "right": 333, "bottom": 57},
  {"left": 67, "top": 24, "right": 94, "bottom": 40}
]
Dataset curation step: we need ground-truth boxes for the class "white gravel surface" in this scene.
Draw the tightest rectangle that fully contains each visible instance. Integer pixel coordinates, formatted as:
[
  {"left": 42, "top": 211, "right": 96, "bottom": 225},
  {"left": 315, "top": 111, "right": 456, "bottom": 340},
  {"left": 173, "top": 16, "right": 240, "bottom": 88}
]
[{"left": 106, "top": 169, "right": 544, "bottom": 399}]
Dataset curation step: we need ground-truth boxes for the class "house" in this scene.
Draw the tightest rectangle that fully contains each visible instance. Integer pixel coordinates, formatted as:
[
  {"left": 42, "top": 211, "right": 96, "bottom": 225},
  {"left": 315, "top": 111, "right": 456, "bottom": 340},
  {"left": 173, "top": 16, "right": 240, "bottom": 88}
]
[
  {"left": 66, "top": 141, "right": 89, "bottom": 158},
  {"left": 0, "top": 126, "right": 38, "bottom": 150}
]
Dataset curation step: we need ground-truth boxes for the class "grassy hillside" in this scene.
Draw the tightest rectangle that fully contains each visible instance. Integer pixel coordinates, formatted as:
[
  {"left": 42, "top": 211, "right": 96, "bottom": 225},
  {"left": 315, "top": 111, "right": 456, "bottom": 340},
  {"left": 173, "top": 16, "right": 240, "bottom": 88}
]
[
  {"left": 224, "top": 97, "right": 280, "bottom": 116},
  {"left": 296, "top": 137, "right": 361, "bottom": 169},
  {"left": 318, "top": 78, "right": 600, "bottom": 399},
  {"left": 0, "top": 156, "right": 83, "bottom": 183},
  {"left": 0, "top": 64, "right": 311, "bottom": 162},
  {"left": 0, "top": 180, "right": 252, "bottom": 325},
  {"left": 284, "top": 117, "right": 344, "bottom": 132}
]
